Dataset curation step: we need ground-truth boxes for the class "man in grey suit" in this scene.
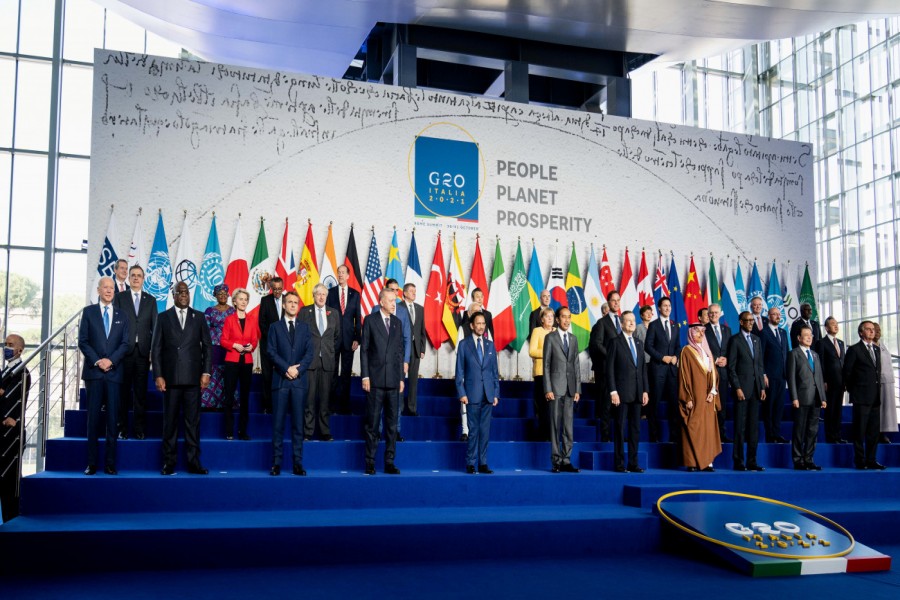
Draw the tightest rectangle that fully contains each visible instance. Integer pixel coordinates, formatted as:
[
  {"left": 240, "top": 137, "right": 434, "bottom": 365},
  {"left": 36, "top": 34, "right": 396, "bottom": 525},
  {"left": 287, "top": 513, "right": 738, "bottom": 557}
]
[
  {"left": 787, "top": 325, "right": 827, "bottom": 471},
  {"left": 300, "top": 283, "right": 341, "bottom": 441},
  {"left": 727, "top": 311, "right": 767, "bottom": 471},
  {"left": 543, "top": 307, "right": 582, "bottom": 473},
  {"left": 401, "top": 283, "right": 425, "bottom": 417}
]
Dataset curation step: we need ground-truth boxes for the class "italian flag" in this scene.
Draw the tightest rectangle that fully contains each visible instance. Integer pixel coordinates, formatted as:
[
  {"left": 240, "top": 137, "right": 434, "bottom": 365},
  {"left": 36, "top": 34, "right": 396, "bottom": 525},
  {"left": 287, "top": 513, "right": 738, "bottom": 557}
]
[{"left": 488, "top": 239, "right": 516, "bottom": 351}]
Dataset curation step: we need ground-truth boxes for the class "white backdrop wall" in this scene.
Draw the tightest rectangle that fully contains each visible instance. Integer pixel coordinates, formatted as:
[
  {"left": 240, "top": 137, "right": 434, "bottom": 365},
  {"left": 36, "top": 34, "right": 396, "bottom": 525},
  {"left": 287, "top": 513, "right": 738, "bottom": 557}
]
[{"left": 88, "top": 50, "right": 815, "bottom": 380}]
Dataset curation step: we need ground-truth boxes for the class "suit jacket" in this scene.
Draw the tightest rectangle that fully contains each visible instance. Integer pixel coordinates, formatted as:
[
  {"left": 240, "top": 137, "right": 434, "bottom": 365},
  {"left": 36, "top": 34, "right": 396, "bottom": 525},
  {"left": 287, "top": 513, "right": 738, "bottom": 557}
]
[
  {"left": 299, "top": 304, "right": 341, "bottom": 371},
  {"left": 705, "top": 322, "right": 732, "bottom": 389},
  {"left": 815, "top": 335, "right": 845, "bottom": 388},
  {"left": 588, "top": 313, "right": 619, "bottom": 371},
  {"left": 750, "top": 313, "right": 766, "bottom": 337},
  {"left": 78, "top": 303, "right": 130, "bottom": 383},
  {"left": 542, "top": 329, "right": 581, "bottom": 397},
  {"left": 113, "top": 289, "right": 157, "bottom": 356},
  {"left": 633, "top": 323, "right": 651, "bottom": 362},
  {"left": 790, "top": 318, "right": 822, "bottom": 347},
  {"left": 360, "top": 312, "right": 405, "bottom": 389},
  {"left": 726, "top": 331, "right": 765, "bottom": 396},
  {"left": 455, "top": 335, "right": 500, "bottom": 403},
  {"left": 266, "top": 318, "right": 315, "bottom": 389},
  {"left": 460, "top": 308, "right": 494, "bottom": 342},
  {"left": 221, "top": 311, "right": 261, "bottom": 363},
  {"left": 606, "top": 334, "right": 649, "bottom": 404},
  {"left": 842, "top": 341, "right": 881, "bottom": 406},
  {"left": 326, "top": 285, "right": 361, "bottom": 351},
  {"left": 787, "top": 346, "right": 826, "bottom": 407},
  {"left": 0, "top": 359, "right": 31, "bottom": 423},
  {"left": 760, "top": 325, "right": 788, "bottom": 379},
  {"left": 403, "top": 301, "right": 426, "bottom": 356},
  {"left": 370, "top": 302, "right": 411, "bottom": 363},
  {"left": 645, "top": 318, "right": 681, "bottom": 376},
  {"left": 151, "top": 307, "right": 213, "bottom": 386},
  {"left": 258, "top": 294, "right": 282, "bottom": 349}
]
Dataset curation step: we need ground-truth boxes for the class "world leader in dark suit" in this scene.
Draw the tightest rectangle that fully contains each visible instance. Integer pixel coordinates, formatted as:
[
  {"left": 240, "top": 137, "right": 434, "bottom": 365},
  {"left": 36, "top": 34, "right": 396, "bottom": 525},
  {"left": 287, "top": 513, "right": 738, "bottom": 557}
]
[
  {"left": 588, "top": 290, "right": 623, "bottom": 443},
  {"left": 299, "top": 283, "right": 341, "bottom": 441},
  {"left": 257, "top": 276, "right": 285, "bottom": 414},
  {"left": 644, "top": 296, "right": 681, "bottom": 443},
  {"left": 787, "top": 326, "right": 826, "bottom": 470},
  {"left": 815, "top": 317, "right": 847, "bottom": 443},
  {"left": 843, "top": 320, "right": 885, "bottom": 470},
  {"left": 326, "top": 266, "right": 361, "bottom": 415},
  {"left": 267, "top": 290, "right": 315, "bottom": 476},
  {"left": 151, "top": 281, "right": 212, "bottom": 476},
  {"left": 360, "top": 288, "right": 405, "bottom": 475},
  {"left": 789, "top": 303, "right": 822, "bottom": 347},
  {"left": 78, "top": 277, "right": 130, "bottom": 475},
  {"left": 456, "top": 312, "right": 500, "bottom": 474},
  {"left": 760, "top": 307, "right": 789, "bottom": 444},
  {"left": 704, "top": 304, "right": 732, "bottom": 442},
  {"left": 726, "top": 311, "right": 767, "bottom": 471},
  {"left": 401, "top": 283, "right": 426, "bottom": 416},
  {"left": 113, "top": 264, "right": 157, "bottom": 440},
  {"left": 606, "top": 312, "right": 649, "bottom": 473},
  {"left": 543, "top": 307, "right": 582, "bottom": 473}
]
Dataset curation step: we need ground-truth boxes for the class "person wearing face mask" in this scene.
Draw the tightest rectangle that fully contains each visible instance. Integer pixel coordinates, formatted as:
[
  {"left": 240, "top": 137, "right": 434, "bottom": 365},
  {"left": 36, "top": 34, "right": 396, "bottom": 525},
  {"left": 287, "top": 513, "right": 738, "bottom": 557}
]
[{"left": 0, "top": 334, "right": 30, "bottom": 522}]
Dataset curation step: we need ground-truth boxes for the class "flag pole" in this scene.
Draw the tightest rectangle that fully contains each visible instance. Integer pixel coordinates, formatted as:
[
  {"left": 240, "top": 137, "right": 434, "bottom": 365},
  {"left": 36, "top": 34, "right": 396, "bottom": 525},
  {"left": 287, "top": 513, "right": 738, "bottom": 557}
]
[{"left": 433, "top": 344, "right": 442, "bottom": 379}]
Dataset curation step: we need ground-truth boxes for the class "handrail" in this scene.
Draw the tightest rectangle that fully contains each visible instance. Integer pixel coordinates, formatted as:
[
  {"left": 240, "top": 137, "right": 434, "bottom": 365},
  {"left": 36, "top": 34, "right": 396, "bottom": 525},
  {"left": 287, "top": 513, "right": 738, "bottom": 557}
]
[{"left": 19, "top": 310, "right": 81, "bottom": 367}]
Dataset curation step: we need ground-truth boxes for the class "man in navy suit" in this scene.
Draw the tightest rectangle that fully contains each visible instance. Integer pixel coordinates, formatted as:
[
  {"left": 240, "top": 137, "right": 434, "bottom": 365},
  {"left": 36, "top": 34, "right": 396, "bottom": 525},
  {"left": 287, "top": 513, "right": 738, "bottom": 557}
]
[
  {"left": 456, "top": 312, "right": 500, "bottom": 474},
  {"left": 326, "top": 266, "right": 361, "bottom": 415},
  {"left": 816, "top": 317, "right": 847, "bottom": 443},
  {"left": 727, "top": 311, "right": 767, "bottom": 471},
  {"left": 152, "top": 281, "right": 213, "bottom": 475},
  {"left": 790, "top": 303, "right": 822, "bottom": 347},
  {"left": 704, "top": 303, "right": 732, "bottom": 442},
  {"left": 360, "top": 288, "right": 405, "bottom": 475},
  {"left": 113, "top": 265, "right": 157, "bottom": 440},
  {"left": 78, "top": 277, "right": 130, "bottom": 475},
  {"left": 607, "top": 311, "right": 649, "bottom": 473},
  {"left": 645, "top": 296, "right": 680, "bottom": 443},
  {"left": 371, "top": 279, "right": 411, "bottom": 441},
  {"left": 589, "top": 290, "right": 623, "bottom": 442},
  {"left": 257, "top": 276, "right": 285, "bottom": 415},
  {"left": 843, "top": 320, "right": 885, "bottom": 470},
  {"left": 760, "top": 307, "right": 789, "bottom": 443},
  {"left": 267, "top": 290, "right": 314, "bottom": 476}
]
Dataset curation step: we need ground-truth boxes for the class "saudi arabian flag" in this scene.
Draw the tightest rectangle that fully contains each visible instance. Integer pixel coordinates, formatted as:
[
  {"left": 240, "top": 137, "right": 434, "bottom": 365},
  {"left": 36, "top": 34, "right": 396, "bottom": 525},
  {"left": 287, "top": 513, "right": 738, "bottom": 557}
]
[
  {"left": 509, "top": 240, "right": 531, "bottom": 353},
  {"left": 708, "top": 255, "right": 720, "bottom": 305},
  {"left": 799, "top": 263, "right": 819, "bottom": 321},
  {"left": 565, "top": 244, "right": 590, "bottom": 352}
]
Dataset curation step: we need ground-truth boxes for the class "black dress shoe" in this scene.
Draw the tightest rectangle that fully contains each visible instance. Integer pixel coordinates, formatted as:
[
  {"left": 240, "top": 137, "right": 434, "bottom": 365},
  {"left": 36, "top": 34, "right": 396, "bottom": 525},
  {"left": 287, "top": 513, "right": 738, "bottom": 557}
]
[
  {"left": 304, "top": 435, "right": 312, "bottom": 441},
  {"left": 551, "top": 466, "right": 561, "bottom": 473},
  {"left": 270, "top": 465, "right": 281, "bottom": 476},
  {"left": 408, "top": 411, "right": 418, "bottom": 417},
  {"left": 384, "top": 464, "right": 401, "bottom": 475},
  {"left": 134, "top": 432, "right": 146, "bottom": 440},
  {"left": 747, "top": 464, "right": 765, "bottom": 472},
  {"left": 84, "top": 465, "right": 96, "bottom": 476},
  {"left": 478, "top": 464, "right": 493, "bottom": 474},
  {"left": 225, "top": 435, "right": 234, "bottom": 441},
  {"left": 238, "top": 433, "right": 251, "bottom": 441},
  {"left": 628, "top": 466, "right": 645, "bottom": 473},
  {"left": 466, "top": 465, "right": 476, "bottom": 474},
  {"left": 293, "top": 465, "right": 307, "bottom": 476},
  {"left": 702, "top": 466, "right": 715, "bottom": 472},
  {"left": 686, "top": 466, "right": 700, "bottom": 472},
  {"left": 396, "top": 435, "right": 405, "bottom": 442},
  {"left": 364, "top": 465, "right": 376, "bottom": 475},
  {"left": 794, "top": 463, "right": 807, "bottom": 471},
  {"left": 459, "top": 433, "right": 468, "bottom": 442},
  {"left": 321, "top": 435, "right": 334, "bottom": 442},
  {"left": 104, "top": 466, "right": 118, "bottom": 475},
  {"left": 879, "top": 434, "right": 892, "bottom": 444},
  {"left": 560, "top": 463, "right": 580, "bottom": 473},
  {"left": 734, "top": 464, "right": 747, "bottom": 471},
  {"left": 614, "top": 466, "right": 626, "bottom": 473},
  {"left": 188, "top": 465, "right": 209, "bottom": 475},
  {"left": 161, "top": 465, "right": 175, "bottom": 475},
  {"left": 838, "top": 438, "right": 849, "bottom": 444},
  {"left": 806, "top": 463, "right": 822, "bottom": 471},
  {"left": 867, "top": 462, "right": 887, "bottom": 470},
  {"left": 775, "top": 436, "right": 789, "bottom": 444},
  {"left": 118, "top": 431, "right": 129, "bottom": 440}
]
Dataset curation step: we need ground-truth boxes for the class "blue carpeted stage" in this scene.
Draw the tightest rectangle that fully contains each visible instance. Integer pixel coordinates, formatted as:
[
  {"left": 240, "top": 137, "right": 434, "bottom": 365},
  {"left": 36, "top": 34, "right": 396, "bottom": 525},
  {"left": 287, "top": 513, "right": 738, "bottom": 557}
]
[{"left": 0, "top": 376, "right": 897, "bottom": 594}]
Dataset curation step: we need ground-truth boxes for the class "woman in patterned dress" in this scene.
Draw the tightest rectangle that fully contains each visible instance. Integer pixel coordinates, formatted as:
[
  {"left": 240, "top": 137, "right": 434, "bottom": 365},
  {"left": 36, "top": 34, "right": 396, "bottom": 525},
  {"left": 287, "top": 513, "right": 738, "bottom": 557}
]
[{"left": 201, "top": 284, "right": 236, "bottom": 409}]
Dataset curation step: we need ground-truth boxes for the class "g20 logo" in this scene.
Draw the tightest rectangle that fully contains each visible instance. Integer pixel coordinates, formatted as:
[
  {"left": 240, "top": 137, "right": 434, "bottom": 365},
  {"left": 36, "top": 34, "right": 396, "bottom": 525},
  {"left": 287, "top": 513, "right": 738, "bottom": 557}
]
[{"left": 409, "top": 123, "right": 485, "bottom": 222}]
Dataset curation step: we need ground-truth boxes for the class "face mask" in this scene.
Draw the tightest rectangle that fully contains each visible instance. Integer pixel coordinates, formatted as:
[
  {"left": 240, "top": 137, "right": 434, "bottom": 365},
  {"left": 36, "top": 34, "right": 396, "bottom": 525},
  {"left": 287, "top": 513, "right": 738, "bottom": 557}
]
[{"left": 3, "top": 347, "right": 15, "bottom": 361}]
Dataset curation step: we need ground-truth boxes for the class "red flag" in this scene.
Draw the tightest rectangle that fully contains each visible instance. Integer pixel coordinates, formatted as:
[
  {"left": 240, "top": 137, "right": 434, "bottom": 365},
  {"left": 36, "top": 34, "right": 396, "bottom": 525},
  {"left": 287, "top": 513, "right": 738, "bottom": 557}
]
[
  {"left": 343, "top": 226, "right": 362, "bottom": 293},
  {"left": 425, "top": 233, "right": 449, "bottom": 348},
  {"left": 636, "top": 250, "right": 655, "bottom": 319},
  {"left": 683, "top": 255, "right": 707, "bottom": 325},
  {"left": 599, "top": 246, "right": 617, "bottom": 300},
  {"left": 467, "top": 237, "right": 489, "bottom": 307},
  {"left": 275, "top": 219, "right": 297, "bottom": 290}
]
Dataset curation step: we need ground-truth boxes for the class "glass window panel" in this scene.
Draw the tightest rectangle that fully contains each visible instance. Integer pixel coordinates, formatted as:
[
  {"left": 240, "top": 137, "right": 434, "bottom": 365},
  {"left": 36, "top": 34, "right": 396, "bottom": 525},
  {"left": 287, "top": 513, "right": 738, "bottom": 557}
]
[
  {"left": 831, "top": 237, "right": 846, "bottom": 279},
  {"left": 838, "top": 62, "right": 856, "bottom": 107},
  {"left": 6, "top": 249, "right": 45, "bottom": 345},
  {"left": 838, "top": 27, "right": 854, "bottom": 65},
  {"left": 104, "top": 10, "right": 145, "bottom": 54},
  {"left": 55, "top": 157, "right": 89, "bottom": 250},
  {"left": 824, "top": 194, "right": 841, "bottom": 239},
  {"left": 876, "top": 223, "right": 896, "bottom": 273},
  {"left": 0, "top": 57, "right": 15, "bottom": 148},
  {"left": 855, "top": 22, "right": 872, "bottom": 57},
  {"left": 0, "top": 151, "right": 9, "bottom": 244},
  {"left": 847, "top": 278, "right": 861, "bottom": 322},
  {"left": 854, "top": 54, "right": 871, "bottom": 97},
  {"left": 857, "top": 138, "right": 875, "bottom": 186},
  {"left": 52, "top": 252, "right": 88, "bottom": 328},
  {"left": 875, "top": 176, "right": 894, "bottom": 225},
  {"left": 707, "top": 74, "right": 725, "bottom": 131},
  {"left": 891, "top": 40, "right": 900, "bottom": 84},
  {"left": 872, "top": 132, "right": 890, "bottom": 181},
  {"left": 825, "top": 154, "right": 841, "bottom": 197},
  {"left": 629, "top": 67, "right": 654, "bottom": 121},
  {"left": 823, "top": 69, "right": 837, "bottom": 114},
  {"left": 860, "top": 227, "right": 878, "bottom": 273},
  {"left": 841, "top": 145, "right": 858, "bottom": 190},
  {"left": 145, "top": 31, "right": 183, "bottom": 59},
  {"left": 781, "top": 93, "right": 795, "bottom": 134},
  {"left": 863, "top": 274, "right": 879, "bottom": 318},
  {"left": 869, "top": 43, "right": 887, "bottom": 91},
  {"left": 870, "top": 20, "right": 887, "bottom": 47},
  {"left": 13, "top": 59, "right": 52, "bottom": 151},
  {"left": 843, "top": 187, "right": 859, "bottom": 231},
  {"left": 0, "top": 0, "right": 18, "bottom": 54},
  {"left": 10, "top": 153, "right": 46, "bottom": 246},
  {"left": 871, "top": 91, "right": 889, "bottom": 136},
  {"left": 840, "top": 105, "right": 857, "bottom": 147},
  {"left": 771, "top": 102, "right": 782, "bottom": 138},
  {"left": 59, "top": 63, "right": 93, "bottom": 155},
  {"left": 63, "top": 0, "right": 106, "bottom": 63},
  {"left": 18, "top": 0, "right": 54, "bottom": 58},
  {"left": 656, "top": 68, "right": 683, "bottom": 124},
  {"left": 819, "top": 32, "right": 835, "bottom": 73},
  {"left": 858, "top": 181, "right": 876, "bottom": 228}
]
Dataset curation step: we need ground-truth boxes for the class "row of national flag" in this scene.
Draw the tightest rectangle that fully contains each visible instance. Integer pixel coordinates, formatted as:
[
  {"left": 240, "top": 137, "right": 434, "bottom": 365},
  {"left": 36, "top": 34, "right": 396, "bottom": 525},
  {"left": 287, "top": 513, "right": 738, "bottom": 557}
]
[{"left": 95, "top": 208, "right": 819, "bottom": 353}]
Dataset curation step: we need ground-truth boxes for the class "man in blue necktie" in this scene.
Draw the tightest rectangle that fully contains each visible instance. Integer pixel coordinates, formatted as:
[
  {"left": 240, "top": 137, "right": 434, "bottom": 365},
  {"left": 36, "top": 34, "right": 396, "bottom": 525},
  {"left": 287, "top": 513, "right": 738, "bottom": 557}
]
[
  {"left": 456, "top": 312, "right": 500, "bottom": 474},
  {"left": 726, "top": 311, "right": 767, "bottom": 471},
  {"left": 787, "top": 325, "right": 827, "bottom": 470},
  {"left": 608, "top": 312, "right": 649, "bottom": 473}
]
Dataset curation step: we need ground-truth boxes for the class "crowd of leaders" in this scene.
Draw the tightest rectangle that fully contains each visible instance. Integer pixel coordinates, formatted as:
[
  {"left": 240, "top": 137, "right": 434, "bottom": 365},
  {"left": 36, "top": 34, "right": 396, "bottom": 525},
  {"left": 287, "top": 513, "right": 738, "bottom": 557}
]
[{"left": 68, "top": 258, "right": 897, "bottom": 481}]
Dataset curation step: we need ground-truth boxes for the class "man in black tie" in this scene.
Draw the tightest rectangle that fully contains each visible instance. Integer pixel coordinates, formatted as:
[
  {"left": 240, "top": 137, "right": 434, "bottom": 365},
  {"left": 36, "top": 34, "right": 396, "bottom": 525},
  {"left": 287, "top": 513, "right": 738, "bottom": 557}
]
[
  {"left": 761, "top": 307, "right": 789, "bottom": 443},
  {"left": 326, "top": 266, "right": 361, "bottom": 415},
  {"left": 843, "top": 320, "right": 885, "bottom": 470},
  {"left": 644, "top": 296, "right": 680, "bottom": 443},
  {"left": 588, "top": 290, "right": 622, "bottom": 442},
  {"left": 299, "top": 283, "right": 340, "bottom": 441},
  {"left": 704, "top": 303, "right": 732, "bottom": 442},
  {"left": 787, "top": 326, "right": 827, "bottom": 470},
  {"left": 727, "top": 311, "right": 767, "bottom": 471},
  {"left": 257, "top": 276, "right": 285, "bottom": 415},
  {"left": 114, "top": 265, "right": 157, "bottom": 440},
  {"left": 1, "top": 334, "right": 30, "bottom": 522},
  {"left": 402, "top": 283, "right": 426, "bottom": 417},
  {"left": 790, "top": 303, "right": 822, "bottom": 347},
  {"left": 151, "top": 282, "right": 212, "bottom": 476},
  {"left": 816, "top": 317, "right": 847, "bottom": 443}
]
